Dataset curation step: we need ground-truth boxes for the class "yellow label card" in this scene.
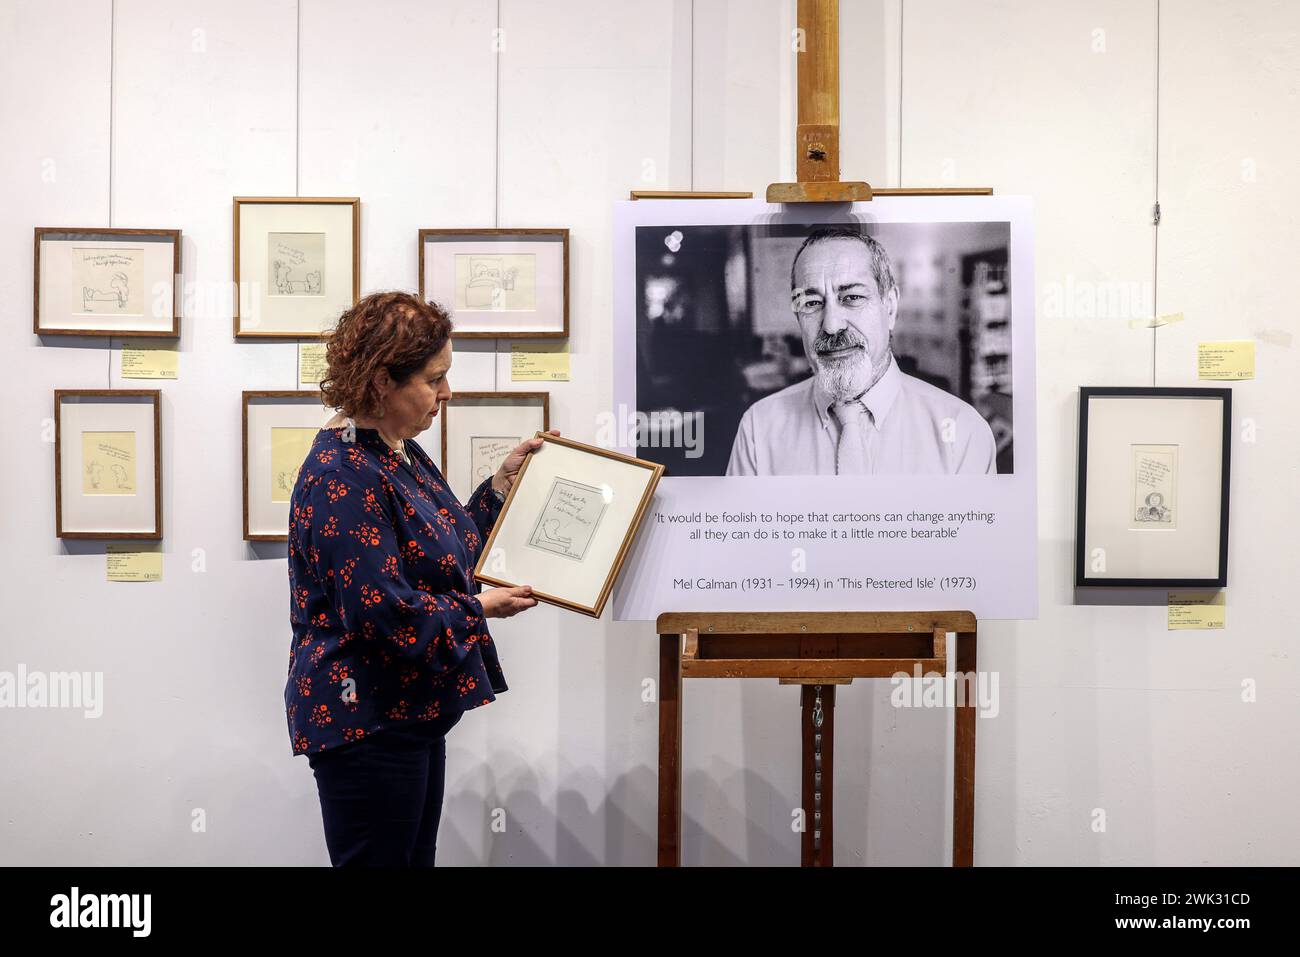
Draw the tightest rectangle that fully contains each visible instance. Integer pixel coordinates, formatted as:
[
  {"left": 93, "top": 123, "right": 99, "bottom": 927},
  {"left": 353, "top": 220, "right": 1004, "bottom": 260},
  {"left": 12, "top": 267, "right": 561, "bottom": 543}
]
[
  {"left": 107, "top": 544, "right": 162, "bottom": 582},
  {"left": 1197, "top": 340, "right": 1255, "bottom": 380},
  {"left": 298, "top": 342, "right": 328, "bottom": 385},
  {"left": 1168, "top": 591, "right": 1225, "bottom": 630},
  {"left": 511, "top": 342, "right": 570, "bottom": 382},
  {"left": 121, "top": 345, "right": 178, "bottom": 379}
]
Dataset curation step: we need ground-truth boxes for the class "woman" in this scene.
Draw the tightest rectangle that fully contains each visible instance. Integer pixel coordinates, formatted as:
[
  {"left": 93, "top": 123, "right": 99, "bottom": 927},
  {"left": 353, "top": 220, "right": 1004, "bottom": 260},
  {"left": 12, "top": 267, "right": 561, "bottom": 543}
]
[{"left": 285, "top": 290, "right": 548, "bottom": 867}]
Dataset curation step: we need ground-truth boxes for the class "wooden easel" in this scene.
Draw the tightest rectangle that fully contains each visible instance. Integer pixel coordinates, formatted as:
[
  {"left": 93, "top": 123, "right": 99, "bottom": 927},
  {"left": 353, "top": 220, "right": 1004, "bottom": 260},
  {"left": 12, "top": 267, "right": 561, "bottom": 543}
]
[
  {"left": 648, "top": 0, "right": 990, "bottom": 867},
  {"left": 656, "top": 611, "right": 978, "bottom": 867},
  {"left": 769, "top": 0, "right": 991, "bottom": 203}
]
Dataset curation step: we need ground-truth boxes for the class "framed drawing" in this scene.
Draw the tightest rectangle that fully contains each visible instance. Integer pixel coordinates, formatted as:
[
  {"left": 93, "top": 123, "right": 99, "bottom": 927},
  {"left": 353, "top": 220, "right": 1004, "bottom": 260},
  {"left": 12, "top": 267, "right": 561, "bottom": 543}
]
[
  {"left": 439, "top": 392, "right": 550, "bottom": 501},
  {"left": 1075, "top": 387, "right": 1231, "bottom": 588},
  {"left": 475, "top": 433, "right": 664, "bottom": 617},
  {"left": 242, "top": 391, "right": 332, "bottom": 541},
  {"left": 35, "top": 227, "right": 181, "bottom": 337},
  {"left": 234, "top": 197, "right": 359, "bottom": 339},
  {"left": 419, "top": 228, "right": 569, "bottom": 338},
  {"left": 55, "top": 390, "right": 162, "bottom": 540}
]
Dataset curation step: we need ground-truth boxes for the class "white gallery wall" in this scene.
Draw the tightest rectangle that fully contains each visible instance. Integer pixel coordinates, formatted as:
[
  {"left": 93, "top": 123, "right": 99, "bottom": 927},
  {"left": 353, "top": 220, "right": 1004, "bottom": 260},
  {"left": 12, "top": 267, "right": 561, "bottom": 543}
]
[{"left": 0, "top": 0, "right": 1296, "bottom": 865}]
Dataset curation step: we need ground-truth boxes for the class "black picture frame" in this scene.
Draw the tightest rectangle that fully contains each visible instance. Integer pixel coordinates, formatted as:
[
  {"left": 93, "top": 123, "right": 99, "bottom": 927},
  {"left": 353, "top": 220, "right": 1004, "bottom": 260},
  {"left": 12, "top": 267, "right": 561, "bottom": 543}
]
[{"left": 1075, "top": 386, "right": 1231, "bottom": 589}]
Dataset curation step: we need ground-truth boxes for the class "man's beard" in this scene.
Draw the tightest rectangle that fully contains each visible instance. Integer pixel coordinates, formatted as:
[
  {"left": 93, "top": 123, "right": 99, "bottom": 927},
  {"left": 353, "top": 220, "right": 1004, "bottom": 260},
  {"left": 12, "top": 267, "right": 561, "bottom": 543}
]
[{"left": 811, "top": 329, "right": 891, "bottom": 402}]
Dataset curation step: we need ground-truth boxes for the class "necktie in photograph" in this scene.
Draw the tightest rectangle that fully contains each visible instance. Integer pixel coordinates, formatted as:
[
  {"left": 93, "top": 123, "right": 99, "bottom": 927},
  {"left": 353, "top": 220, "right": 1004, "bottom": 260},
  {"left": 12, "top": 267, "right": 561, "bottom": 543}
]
[{"left": 831, "top": 400, "right": 870, "bottom": 474}]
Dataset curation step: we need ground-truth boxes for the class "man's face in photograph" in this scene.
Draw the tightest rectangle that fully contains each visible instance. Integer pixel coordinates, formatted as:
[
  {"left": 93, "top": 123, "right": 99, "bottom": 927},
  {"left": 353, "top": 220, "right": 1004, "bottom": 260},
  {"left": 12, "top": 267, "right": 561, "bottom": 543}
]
[{"left": 791, "top": 238, "right": 899, "bottom": 402}]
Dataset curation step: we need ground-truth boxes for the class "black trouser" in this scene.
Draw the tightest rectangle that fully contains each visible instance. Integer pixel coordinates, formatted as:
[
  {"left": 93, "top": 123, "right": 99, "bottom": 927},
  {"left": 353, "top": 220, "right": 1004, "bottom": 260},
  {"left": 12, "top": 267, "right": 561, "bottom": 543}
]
[{"left": 307, "top": 711, "right": 463, "bottom": 867}]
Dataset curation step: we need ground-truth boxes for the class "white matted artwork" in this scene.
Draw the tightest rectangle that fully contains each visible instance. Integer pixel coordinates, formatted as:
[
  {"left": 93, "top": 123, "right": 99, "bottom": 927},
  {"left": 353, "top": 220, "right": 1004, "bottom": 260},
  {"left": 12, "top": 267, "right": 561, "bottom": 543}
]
[
  {"left": 420, "top": 228, "right": 568, "bottom": 338},
  {"left": 1076, "top": 388, "right": 1230, "bottom": 587},
  {"left": 234, "top": 198, "right": 358, "bottom": 338},
  {"left": 1130, "top": 444, "right": 1178, "bottom": 530},
  {"left": 35, "top": 228, "right": 181, "bottom": 336},
  {"left": 243, "top": 391, "right": 333, "bottom": 540},
  {"left": 527, "top": 478, "right": 607, "bottom": 561},
  {"left": 268, "top": 232, "right": 326, "bottom": 297},
  {"left": 475, "top": 434, "right": 663, "bottom": 618},
  {"left": 81, "top": 431, "right": 137, "bottom": 495},
  {"left": 455, "top": 253, "right": 537, "bottom": 311},
  {"left": 439, "top": 392, "right": 549, "bottom": 502},
  {"left": 55, "top": 390, "right": 161, "bottom": 539}
]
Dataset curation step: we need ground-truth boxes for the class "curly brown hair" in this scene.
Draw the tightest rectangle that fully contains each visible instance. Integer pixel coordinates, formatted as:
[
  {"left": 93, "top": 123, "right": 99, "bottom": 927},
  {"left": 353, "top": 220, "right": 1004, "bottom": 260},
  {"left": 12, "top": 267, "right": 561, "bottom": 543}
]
[{"left": 320, "top": 292, "right": 453, "bottom": 418}]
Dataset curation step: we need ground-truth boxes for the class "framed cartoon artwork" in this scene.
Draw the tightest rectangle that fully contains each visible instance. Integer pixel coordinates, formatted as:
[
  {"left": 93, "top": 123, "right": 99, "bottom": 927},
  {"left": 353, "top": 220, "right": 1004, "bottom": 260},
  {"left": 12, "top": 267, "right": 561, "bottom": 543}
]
[
  {"left": 234, "top": 197, "right": 359, "bottom": 338},
  {"left": 419, "top": 228, "right": 568, "bottom": 338},
  {"left": 55, "top": 390, "right": 162, "bottom": 539},
  {"left": 1075, "top": 387, "right": 1231, "bottom": 588},
  {"left": 242, "top": 391, "right": 332, "bottom": 541},
  {"left": 35, "top": 228, "right": 181, "bottom": 337},
  {"left": 439, "top": 391, "right": 550, "bottom": 501},
  {"left": 475, "top": 433, "right": 664, "bottom": 618}
]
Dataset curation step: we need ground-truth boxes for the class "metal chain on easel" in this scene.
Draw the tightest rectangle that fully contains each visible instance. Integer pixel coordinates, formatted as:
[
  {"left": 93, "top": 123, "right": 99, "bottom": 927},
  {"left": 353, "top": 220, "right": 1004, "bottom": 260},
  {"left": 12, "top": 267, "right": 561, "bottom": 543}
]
[{"left": 812, "top": 684, "right": 824, "bottom": 855}]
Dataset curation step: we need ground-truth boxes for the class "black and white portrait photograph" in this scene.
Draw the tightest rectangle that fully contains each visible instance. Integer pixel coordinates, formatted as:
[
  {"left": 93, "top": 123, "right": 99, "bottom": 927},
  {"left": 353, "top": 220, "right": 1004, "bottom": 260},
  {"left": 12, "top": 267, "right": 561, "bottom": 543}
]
[{"left": 633, "top": 220, "right": 1014, "bottom": 476}]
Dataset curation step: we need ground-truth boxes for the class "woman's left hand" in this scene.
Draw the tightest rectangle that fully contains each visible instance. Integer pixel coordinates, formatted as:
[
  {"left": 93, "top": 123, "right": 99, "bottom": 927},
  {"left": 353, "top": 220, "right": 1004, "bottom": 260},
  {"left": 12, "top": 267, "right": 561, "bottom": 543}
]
[{"left": 492, "top": 429, "right": 560, "bottom": 496}]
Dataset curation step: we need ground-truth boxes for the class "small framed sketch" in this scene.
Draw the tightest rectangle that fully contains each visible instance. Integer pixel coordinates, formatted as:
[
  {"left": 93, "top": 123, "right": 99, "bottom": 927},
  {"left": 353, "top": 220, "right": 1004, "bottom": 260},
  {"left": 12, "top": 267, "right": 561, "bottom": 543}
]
[
  {"left": 243, "top": 391, "right": 331, "bottom": 541},
  {"left": 55, "top": 390, "right": 162, "bottom": 539},
  {"left": 234, "top": 197, "right": 359, "bottom": 339},
  {"left": 475, "top": 433, "right": 664, "bottom": 617},
  {"left": 1075, "top": 387, "right": 1231, "bottom": 588},
  {"left": 35, "top": 227, "right": 181, "bottom": 337},
  {"left": 419, "top": 228, "right": 569, "bottom": 338},
  {"left": 439, "top": 392, "right": 550, "bottom": 501}
]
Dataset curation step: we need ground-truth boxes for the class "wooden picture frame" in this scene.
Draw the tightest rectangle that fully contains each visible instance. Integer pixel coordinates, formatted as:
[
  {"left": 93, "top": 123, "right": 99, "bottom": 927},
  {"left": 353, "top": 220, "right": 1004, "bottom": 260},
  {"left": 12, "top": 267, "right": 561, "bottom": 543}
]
[
  {"left": 475, "top": 432, "right": 664, "bottom": 618},
  {"left": 1075, "top": 386, "right": 1231, "bottom": 588},
  {"left": 55, "top": 389, "right": 162, "bottom": 540},
  {"left": 35, "top": 227, "right": 181, "bottom": 337},
  {"left": 242, "top": 390, "right": 331, "bottom": 541},
  {"left": 419, "top": 227, "right": 569, "bottom": 339},
  {"left": 629, "top": 190, "right": 754, "bottom": 200},
  {"left": 233, "top": 197, "right": 360, "bottom": 339},
  {"left": 438, "top": 391, "right": 550, "bottom": 500}
]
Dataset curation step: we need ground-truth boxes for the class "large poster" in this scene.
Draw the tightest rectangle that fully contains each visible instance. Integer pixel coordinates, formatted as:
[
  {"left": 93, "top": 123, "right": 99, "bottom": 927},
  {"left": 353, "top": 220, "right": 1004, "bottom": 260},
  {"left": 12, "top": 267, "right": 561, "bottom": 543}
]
[{"left": 610, "top": 197, "right": 1037, "bottom": 620}]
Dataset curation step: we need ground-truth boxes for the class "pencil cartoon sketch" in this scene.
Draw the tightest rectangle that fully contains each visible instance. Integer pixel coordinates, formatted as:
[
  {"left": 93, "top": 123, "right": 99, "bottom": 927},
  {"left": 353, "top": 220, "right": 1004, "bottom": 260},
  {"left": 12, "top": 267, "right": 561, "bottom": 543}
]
[
  {"left": 268, "top": 232, "right": 326, "bottom": 297},
  {"left": 272, "top": 260, "right": 322, "bottom": 295},
  {"left": 454, "top": 253, "right": 537, "bottom": 311},
  {"left": 82, "top": 271, "right": 130, "bottom": 310},
  {"left": 1131, "top": 444, "right": 1178, "bottom": 530},
  {"left": 276, "top": 463, "right": 302, "bottom": 497},
  {"left": 463, "top": 258, "right": 513, "bottom": 308},
  {"left": 73, "top": 247, "right": 144, "bottom": 315},
  {"left": 470, "top": 436, "right": 520, "bottom": 487},
  {"left": 1136, "top": 491, "right": 1171, "bottom": 523},
  {"left": 526, "top": 477, "right": 608, "bottom": 561},
  {"left": 270, "top": 427, "right": 318, "bottom": 504},
  {"left": 81, "top": 431, "right": 137, "bottom": 496}
]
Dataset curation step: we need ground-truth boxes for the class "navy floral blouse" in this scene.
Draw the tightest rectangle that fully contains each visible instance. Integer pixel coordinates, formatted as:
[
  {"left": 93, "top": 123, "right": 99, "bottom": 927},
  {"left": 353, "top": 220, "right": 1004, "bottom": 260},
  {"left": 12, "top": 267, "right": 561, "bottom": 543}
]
[{"left": 284, "top": 424, "right": 507, "bottom": 756}]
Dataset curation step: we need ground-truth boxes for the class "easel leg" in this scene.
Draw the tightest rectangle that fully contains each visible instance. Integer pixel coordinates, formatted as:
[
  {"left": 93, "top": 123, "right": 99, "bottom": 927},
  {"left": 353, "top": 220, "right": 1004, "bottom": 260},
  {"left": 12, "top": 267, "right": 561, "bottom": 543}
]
[
  {"left": 657, "top": 633, "right": 682, "bottom": 867},
  {"left": 953, "top": 632, "right": 977, "bottom": 867},
  {"left": 800, "top": 684, "right": 835, "bottom": 867}
]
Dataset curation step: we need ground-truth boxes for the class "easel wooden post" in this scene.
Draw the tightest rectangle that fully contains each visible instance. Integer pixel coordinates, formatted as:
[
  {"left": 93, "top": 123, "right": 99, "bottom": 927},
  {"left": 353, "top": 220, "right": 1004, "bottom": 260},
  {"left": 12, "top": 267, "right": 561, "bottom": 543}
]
[
  {"left": 768, "top": 0, "right": 992, "bottom": 203},
  {"left": 767, "top": 0, "right": 871, "bottom": 203},
  {"left": 656, "top": 612, "right": 978, "bottom": 867}
]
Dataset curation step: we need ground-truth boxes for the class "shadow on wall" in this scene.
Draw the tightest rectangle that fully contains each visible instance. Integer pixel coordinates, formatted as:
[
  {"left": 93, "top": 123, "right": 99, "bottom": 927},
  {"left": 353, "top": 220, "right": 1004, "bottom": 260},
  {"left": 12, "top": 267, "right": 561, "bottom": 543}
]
[{"left": 432, "top": 729, "right": 950, "bottom": 864}]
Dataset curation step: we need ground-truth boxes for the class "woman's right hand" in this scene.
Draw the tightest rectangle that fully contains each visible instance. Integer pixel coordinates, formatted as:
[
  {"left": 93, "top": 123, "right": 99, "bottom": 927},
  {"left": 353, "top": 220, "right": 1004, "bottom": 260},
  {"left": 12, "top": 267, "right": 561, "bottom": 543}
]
[{"left": 478, "top": 585, "right": 538, "bottom": 619}]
